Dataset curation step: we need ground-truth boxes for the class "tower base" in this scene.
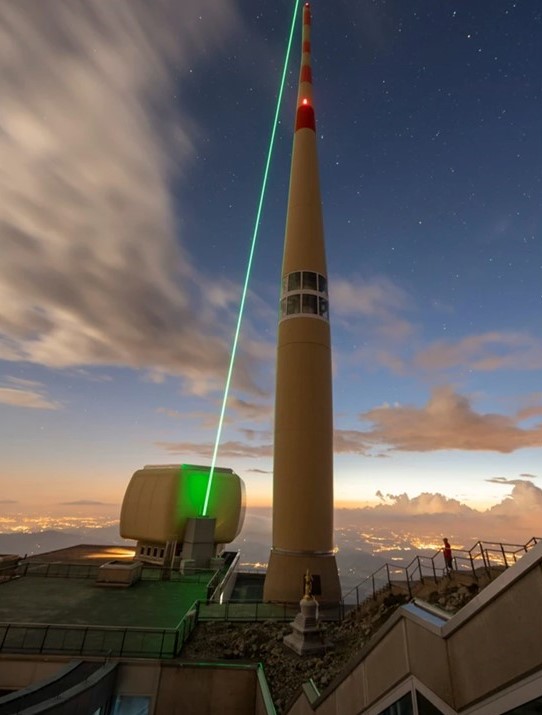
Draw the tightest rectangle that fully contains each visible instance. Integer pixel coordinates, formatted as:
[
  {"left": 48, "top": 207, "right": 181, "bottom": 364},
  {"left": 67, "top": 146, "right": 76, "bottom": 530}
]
[{"left": 263, "top": 550, "right": 341, "bottom": 604}]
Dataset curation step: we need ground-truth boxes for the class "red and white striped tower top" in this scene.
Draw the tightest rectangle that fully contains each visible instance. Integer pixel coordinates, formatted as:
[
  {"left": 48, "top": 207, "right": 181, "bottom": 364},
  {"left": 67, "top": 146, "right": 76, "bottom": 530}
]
[{"left": 295, "top": 3, "right": 315, "bottom": 131}]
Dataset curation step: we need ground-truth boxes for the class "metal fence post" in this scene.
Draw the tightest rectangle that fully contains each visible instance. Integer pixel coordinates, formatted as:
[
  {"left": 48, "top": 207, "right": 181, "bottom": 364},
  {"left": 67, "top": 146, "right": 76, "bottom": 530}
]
[
  {"left": 39, "top": 625, "right": 49, "bottom": 654},
  {"left": 469, "top": 554, "right": 476, "bottom": 579},
  {"left": 406, "top": 569, "right": 412, "bottom": 599}
]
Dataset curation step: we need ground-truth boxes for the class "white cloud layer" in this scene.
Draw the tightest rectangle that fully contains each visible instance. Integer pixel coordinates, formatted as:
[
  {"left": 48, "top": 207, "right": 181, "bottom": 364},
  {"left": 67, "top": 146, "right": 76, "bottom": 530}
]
[
  {"left": 340, "top": 479, "right": 542, "bottom": 543},
  {"left": 0, "top": 1, "right": 259, "bottom": 394}
]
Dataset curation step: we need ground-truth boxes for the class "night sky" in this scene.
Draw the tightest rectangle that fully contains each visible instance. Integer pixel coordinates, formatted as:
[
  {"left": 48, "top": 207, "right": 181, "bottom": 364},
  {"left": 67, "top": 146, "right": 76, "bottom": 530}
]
[{"left": 0, "top": 1, "right": 540, "bottom": 537}]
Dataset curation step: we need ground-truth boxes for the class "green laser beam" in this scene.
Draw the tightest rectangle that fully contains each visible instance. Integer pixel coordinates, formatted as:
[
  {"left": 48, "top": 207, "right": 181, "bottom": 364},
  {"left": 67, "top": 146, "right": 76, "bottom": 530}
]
[{"left": 202, "top": 0, "right": 301, "bottom": 516}]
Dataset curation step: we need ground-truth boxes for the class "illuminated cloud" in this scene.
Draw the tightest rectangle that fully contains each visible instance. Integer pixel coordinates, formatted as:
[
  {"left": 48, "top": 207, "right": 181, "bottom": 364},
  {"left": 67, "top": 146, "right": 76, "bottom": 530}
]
[
  {"left": 338, "top": 480, "right": 542, "bottom": 542},
  {"left": 0, "top": 377, "right": 61, "bottom": 410},
  {"left": 60, "top": 500, "right": 110, "bottom": 506},
  {"left": 333, "top": 430, "right": 371, "bottom": 455},
  {"left": 488, "top": 480, "right": 542, "bottom": 517},
  {"left": 240, "top": 428, "right": 273, "bottom": 441},
  {"left": 414, "top": 332, "right": 542, "bottom": 373},
  {"left": 358, "top": 386, "right": 542, "bottom": 453},
  {"left": 227, "top": 396, "right": 273, "bottom": 423},
  {"left": 369, "top": 491, "right": 473, "bottom": 516},
  {"left": 332, "top": 276, "right": 411, "bottom": 321},
  {"left": 0, "top": 1, "right": 256, "bottom": 395},
  {"left": 155, "top": 407, "right": 182, "bottom": 420},
  {"left": 516, "top": 405, "right": 542, "bottom": 421},
  {"left": 156, "top": 440, "right": 273, "bottom": 459}
]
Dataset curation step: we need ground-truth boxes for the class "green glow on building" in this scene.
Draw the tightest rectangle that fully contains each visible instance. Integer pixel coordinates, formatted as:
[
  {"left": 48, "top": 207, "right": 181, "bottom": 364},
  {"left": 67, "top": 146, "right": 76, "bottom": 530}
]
[
  {"left": 179, "top": 465, "right": 212, "bottom": 519},
  {"left": 202, "top": 0, "right": 301, "bottom": 516}
]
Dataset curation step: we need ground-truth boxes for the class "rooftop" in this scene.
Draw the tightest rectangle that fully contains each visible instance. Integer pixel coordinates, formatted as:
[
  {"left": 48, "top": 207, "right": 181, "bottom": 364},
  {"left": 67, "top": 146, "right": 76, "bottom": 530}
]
[{"left": 0, "top": 545, "right": 214, "bottom": 630}]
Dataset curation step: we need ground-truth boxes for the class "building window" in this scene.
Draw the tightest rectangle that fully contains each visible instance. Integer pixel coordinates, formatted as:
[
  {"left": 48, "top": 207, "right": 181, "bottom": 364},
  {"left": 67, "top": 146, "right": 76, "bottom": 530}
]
[
  {"left": 302, "top": 271, "right": 318, "bottom": 290},
  {"left": 281, "top": 270, "right": 330, "bottom": 322},
  {"left": 302, "top": 294, "right": 318, "bottom": 314},
  {"left": 153, "top": 548, "right": 158, "bottom": 558},
  {"left": 160, "top": 549, "right": 164, "bottom": 558},
  {"left": 287, "top": 272, "right": 301, "bottom": 291},
  {"left": 319, "top": 297, "right": 329, "bottom": 320},
  {"left": 286, "top": 294, "right": 301, "bottom": 315},
  {"left": 416, "top": 691, "right": 445, "bottom": 714},
  {"left": 318, "top": 274, "right": 328, "bottom": 294},
  {"left": 377, "top": 692, "right": 413, "bottom": 715}
]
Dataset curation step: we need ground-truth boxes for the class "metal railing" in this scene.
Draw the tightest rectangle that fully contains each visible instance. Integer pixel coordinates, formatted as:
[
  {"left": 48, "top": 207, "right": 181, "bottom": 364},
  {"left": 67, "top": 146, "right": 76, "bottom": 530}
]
[
  {"left": 0, "top": 601, "right": 199, "bottom": 659},
  {"left": 198, "top": 600, "right": 297, "bottom": 622},
  {"left": 11, "top": 560, "right": 217, "bottom": 585},
  {"left": 341, "top": 536, "right": 540, "bottom": 609}
]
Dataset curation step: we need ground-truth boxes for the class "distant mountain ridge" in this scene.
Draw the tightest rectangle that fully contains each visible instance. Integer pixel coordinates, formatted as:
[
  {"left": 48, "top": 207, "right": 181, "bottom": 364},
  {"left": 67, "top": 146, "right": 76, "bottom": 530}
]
[{"left": 0, "top": 527, "right": 129, "bottom": 557}]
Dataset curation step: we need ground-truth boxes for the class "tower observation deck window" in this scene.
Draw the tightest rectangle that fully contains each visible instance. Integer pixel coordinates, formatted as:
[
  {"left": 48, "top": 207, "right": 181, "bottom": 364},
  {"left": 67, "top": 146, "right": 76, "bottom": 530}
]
[
  {"left": 302, "top": 271, "right": 318, "bottom": 291},
  {"left": 286, "top": 294, "right": 301, "bottom": 315},
  {"left": 280, "top": 270, "right": 330, "bottom": 321},
  {"left": 287, "top": 272, "right": 301, "bottom": 292},
  {"left": 302, "top": 294, "right": 318, "bottom": 314},
  {"left": 319, "top": 297, "right": 329, "bottom": 320}
]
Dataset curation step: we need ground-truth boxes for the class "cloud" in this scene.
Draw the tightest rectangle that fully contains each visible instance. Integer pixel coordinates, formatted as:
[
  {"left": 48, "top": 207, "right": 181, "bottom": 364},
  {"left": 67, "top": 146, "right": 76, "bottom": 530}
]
[
  {"left": 516, "top": 405, "right": 542, "bottom": 421},
  {"left": 155, "top": 407, "right": 182, "bottom": 420},
  {"left": 156, "top": 440, "right": 273, "bottom": 459},
  {"left": 485, "top": 477, "right": 517, "bottom": 485},
  {"left": 0, "top": 499, "right": 18, "bottom": 504},
  {"left": 332, "top": 276, "right": 411, "bottom": 321},
  {"left": 0, "top": 376, "right": 61, "bottom": 409},
  {"left": 520, "top": 473, "right": 538, "bottom": 479},
  {"left": 488, "top": 480, "right": 542, "bottom": 518},
  {"left": 338, "top": 480, "right": 542, "bottom": 542},
  {"left": 240, "top": 428, "right": 272, "bottom": 441},
  {"left": 358, "top": 386, "right": 542, "bottom": 453},
  {"left": 335, "top": 480, "right": 542, "bottom": 553},
  {"left": 246, "top": 468, "right": 272, "bottom": 474},
  {"left": 333, "top": 430, "right": 371, "bottom": 455},
  {"left": 414, "top": 332, "right": 542, "bottom": 373},
  {"left": 227, "top": 396, "right": 273, "bottom": 423},
  {"left": 0, "top": 1, "right": 256, "bottom": 395},
  {"left": 60, "top": 500, "right": 110, "bottom": 506},
  {"left": 369, "top": 492, "right": 473, "bottom": 516}
]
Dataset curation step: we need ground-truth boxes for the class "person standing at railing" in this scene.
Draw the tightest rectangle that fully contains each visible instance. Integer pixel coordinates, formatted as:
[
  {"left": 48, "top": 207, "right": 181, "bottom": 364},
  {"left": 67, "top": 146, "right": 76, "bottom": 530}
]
[{"left": 443, "top": 538, "right": 453, "bottom": 574}]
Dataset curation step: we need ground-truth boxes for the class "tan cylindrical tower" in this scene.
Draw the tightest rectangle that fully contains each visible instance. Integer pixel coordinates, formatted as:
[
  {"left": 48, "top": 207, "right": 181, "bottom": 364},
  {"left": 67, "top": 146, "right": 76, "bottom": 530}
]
[{"left": 264, "top": 3, "right": 341, "bottom": 604}]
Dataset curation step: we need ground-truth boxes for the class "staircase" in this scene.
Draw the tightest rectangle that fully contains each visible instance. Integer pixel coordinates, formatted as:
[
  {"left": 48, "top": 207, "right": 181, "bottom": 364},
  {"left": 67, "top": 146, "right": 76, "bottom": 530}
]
[{"left": 340, "top": 536, "right": 540, "bottom": 613}]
